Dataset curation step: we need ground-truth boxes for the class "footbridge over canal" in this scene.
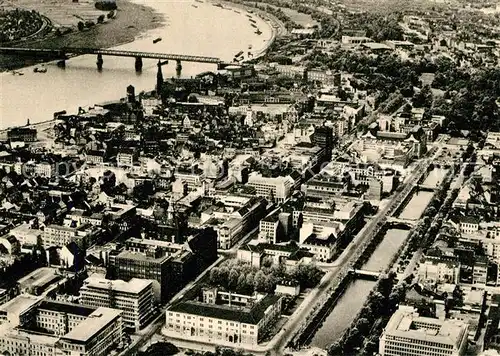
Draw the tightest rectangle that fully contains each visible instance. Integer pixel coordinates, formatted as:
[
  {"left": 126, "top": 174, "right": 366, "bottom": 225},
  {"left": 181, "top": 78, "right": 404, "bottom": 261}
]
[
  {"left": 348, "top": 268, "right": 382, "bottom": 280},
  {"left": 386, "top": 216, "right": 418, "bottom": 227},
  {"left": 0, "top": 46, "right": 229, "bottom": 72}
]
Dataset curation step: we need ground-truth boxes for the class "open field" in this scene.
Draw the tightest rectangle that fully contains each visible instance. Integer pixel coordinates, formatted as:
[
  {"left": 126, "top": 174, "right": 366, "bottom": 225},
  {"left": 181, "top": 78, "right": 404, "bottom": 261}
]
[
  {"left": 1, "top": 0, "right": 112, "bottom": 28},
  {"left": 265, "top": 3, "right": 318, "bottom": 28}
]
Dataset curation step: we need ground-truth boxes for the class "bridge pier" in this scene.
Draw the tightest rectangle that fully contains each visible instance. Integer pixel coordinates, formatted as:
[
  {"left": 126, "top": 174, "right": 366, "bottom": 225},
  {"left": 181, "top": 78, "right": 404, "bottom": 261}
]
[
  {"left": 176, "top": 60, "right": 182, "bottom": 77},
  {"left": 96, "top": 54, "right": 103, "bottom": 70},
  {"left": 134, "top": 56, "right": 143, "bottom": 72}
]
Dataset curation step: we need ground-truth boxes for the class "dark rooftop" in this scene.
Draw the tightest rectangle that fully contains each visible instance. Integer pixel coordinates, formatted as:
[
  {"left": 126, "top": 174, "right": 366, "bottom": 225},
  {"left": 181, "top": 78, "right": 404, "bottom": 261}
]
[
  {"left": 38, "top": 300, "right": 95, "bottom": 317},
  {"left": 169, "top": 294, "right": 280, "bottom": 324}
]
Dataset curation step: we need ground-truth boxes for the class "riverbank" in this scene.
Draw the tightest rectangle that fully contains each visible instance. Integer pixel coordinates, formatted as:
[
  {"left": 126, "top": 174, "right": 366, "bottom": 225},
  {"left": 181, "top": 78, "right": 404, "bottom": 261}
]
[
  {"left": 0, "top": 0, "right": 164, "bottom": 71},
  {"left": 205, "top": 0, "right": 285, "bottom": 61}
]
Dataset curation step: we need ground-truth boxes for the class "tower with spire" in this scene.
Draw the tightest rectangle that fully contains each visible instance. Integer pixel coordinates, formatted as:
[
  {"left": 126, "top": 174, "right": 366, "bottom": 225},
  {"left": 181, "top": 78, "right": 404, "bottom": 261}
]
[{"left": 156, "top": 60, "right": 164, "bottom": 96}]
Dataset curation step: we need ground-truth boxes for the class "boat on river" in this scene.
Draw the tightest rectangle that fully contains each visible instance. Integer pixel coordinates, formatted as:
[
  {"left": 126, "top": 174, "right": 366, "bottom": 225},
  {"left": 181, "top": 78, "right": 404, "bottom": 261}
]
[
  {"left": 153, "top": 37, "right": 162, "bottom": 43},
  {"left": 251, "top": 23, "right": 257, "bottom": 28},
  {"left": 192, "top": 4, "right": 198, "bottom": 7},
  {"left": 255, "top": 29, "right": 262, "bottom": 35},
  {"left": 12, "top": 70, "right": 24, "bottom": 76},
  {"left": 33, "top": 67, "right": 47, "bottom": 73},
  {"left": 234, "top": 51, "right": 244, "bottom": 58}
]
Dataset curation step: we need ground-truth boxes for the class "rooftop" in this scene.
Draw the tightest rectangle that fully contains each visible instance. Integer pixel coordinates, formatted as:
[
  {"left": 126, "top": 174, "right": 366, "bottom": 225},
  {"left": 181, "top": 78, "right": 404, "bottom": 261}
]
[
  {"left": 83, "top": 276, "right": 153, "bottom": 294},
  {"left": 169, "top": 294, "right": 280, "bottom": 325},
  {"left": 17, "top": 267, "right": 62, "bottom": 291},
  {"left": 38, "top": 300, "right": 95, "bottom": 317},
  {"left": 61, "top": 307, "right": 122, "bottom": 343},
  {"left": 384, "top": 308, "right": 468, "bottom": 349},
  {"left": 0, "top": 294, "right": 42, "bottom": 315}
]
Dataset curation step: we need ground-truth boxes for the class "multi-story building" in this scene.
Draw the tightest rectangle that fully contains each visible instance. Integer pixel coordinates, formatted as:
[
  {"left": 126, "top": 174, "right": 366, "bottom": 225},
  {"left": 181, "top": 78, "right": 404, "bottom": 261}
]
[
  {"left": 86, "top": 150, "right": 106, "bottom": 165},
  {"left": 164, "top": 288, "right": 282, "bottom": 346},
  {"left": 0, "top": 295, "right": 123, "bottom": 356},
  {"left": 42, "top": 223, "right": 96, "bottom": 249},
  {"left": 418, "top": 248, "right": 461, "bottom": 285},
  {"left": 117, "top": 148, "right": 136, "bottom": 167},
  {"left": 341, "top": 36, "right": 372, "bottom": 44},
  {"left": 379, "top": 306, "right": 469, "bottom": 356},
  {"left": 80, "top": 276, "right": 155, "bottom": 331},
  {"left": 247, "top": 173, "right": 295, "bottom": 203},
  {"left": 303, "top": 177, "right": 348, "bottom": 200},
  {"left": 7, "top": 127, "right": 37, "bottom": 142},
  {"left": 306, "top": 69, "right": 339, "bottom": 84},
  {"left": 298, "top": 201, "right": 364, "bottom": 261},
  {"left": 34, "top": 162, "right": 55, "bottom": 177},
  {"left": 218, "top": 197, "right": 269, "bottom": 249},
  {"left": 237, "top": 240, "right": 314, "bottom": 269},
  {"left": 257, "top": 211, "right": 291, "bottom": 245},
  {"left": 459, "top": 216, "right": 480, "bottom": 235},
  {"left": 272, "top": 64, "right": 306, "bottom": 79},
  {"left": 108, "top": 250, "right": 171, "bottom": 302},
  {"left": 109, "top": 229, "right": 217, "bottom": 302}
]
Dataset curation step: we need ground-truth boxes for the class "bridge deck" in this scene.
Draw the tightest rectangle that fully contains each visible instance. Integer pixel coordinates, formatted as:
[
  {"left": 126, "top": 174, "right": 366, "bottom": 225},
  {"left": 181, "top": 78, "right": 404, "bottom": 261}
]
[{"left": 0, "top": 47, "right": 222, "bottom": 64}]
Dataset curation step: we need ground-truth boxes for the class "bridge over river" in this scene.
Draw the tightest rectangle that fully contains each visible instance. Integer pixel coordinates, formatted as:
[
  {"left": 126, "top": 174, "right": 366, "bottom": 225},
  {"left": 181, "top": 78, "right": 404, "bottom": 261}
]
[{"left": 0, "top": 46, "right": 227, "bottom": 71}]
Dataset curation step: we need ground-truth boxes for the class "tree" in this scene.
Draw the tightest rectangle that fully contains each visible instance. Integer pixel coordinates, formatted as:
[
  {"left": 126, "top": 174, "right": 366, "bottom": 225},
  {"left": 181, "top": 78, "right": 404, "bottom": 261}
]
[
  {"left": 327, "top": 341, "right": 343, "bottom": 356},
  {"left": 356, "top": 317, "right": 371, "bottom": 334},
  {"left": 254, "top": 270, "right": 267, "bottom": 292},
  {"left": 413, "top": 85, "right": 433, "bottom": 108},
  {"left": 359, "top": 306, "right": 374, "bottom": 322},
  {"left": 77, "top": 21, "right": 85, "bottom": 31},
  {"left": 97, "top": 14, "right": 105, "bottom": 24},
  {"left": 368, "top": 291, "right": 385, "bottom": 315},
  {"left": 139, "top": 342, "right": 178, "bottom": 356},
  {"left": 228, "top": 269, "right": 240, "bottom": 291},
  {"left": 236, "top": 274, "right": 247, "bottom": 294},
  {"left": 344, "top": 326, "right": 362, "bottom": 350}
]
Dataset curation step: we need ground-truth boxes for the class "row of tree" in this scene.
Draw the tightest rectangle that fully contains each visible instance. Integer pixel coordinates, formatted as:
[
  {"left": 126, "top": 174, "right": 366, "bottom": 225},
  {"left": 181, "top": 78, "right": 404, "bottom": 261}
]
[{"left": 208, "top": 258, "right": 323, "bottom": 294}]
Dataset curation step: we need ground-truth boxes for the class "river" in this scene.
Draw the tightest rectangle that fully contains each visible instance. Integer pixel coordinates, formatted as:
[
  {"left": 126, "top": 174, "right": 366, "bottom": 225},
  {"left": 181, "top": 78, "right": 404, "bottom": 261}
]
[
  {"left": 310, "top": 228, "right": 410, "bottom": 349},
  {"left": 0, "top": 0, "right": 273, "bottom": 129}
]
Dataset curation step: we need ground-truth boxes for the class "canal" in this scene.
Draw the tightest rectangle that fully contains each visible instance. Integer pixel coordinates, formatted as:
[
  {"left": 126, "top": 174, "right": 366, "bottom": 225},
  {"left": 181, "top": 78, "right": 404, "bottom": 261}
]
[
  {"left": 0, "top": 0, "right": 274, "bottom": 129},
  {"left": 422, "top": 168, "right": 448, "bottom": 187},
  {"left": 397, "top": 168, "right": 446, "bottom": 221},
  {"left": 310, "top": 228, "right": 410, "bottom": 349}
]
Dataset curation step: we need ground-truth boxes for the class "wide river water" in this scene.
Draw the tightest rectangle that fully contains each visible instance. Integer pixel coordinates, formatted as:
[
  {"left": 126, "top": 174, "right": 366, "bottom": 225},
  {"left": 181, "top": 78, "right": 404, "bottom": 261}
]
[{"left": 0, "top": 0, "right": 273, "bottom": 129}]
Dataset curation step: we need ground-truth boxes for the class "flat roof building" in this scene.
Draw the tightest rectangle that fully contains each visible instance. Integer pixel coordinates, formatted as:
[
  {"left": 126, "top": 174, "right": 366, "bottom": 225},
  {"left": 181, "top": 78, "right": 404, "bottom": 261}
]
[
  {"left": 165, "top": 290, "right": 282, "bottom": 346},
  {"left": 379, "top": 306, "right": 469, "bottom": 356},
  {"left": 0, "top": 296, "right": 124, "bottom": 356},
  {"left": 80, "top": 276, "right": 155, "bottom": 330}
]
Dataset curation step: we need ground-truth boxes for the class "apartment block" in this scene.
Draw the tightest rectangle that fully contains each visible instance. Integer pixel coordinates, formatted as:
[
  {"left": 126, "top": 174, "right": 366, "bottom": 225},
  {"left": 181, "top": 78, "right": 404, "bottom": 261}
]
[
  {"left": 80, "top": 276, "right": 155, "bottom": 330},
  {"left": 42, "top": 223, "right": 96, "bottom": 249}
]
